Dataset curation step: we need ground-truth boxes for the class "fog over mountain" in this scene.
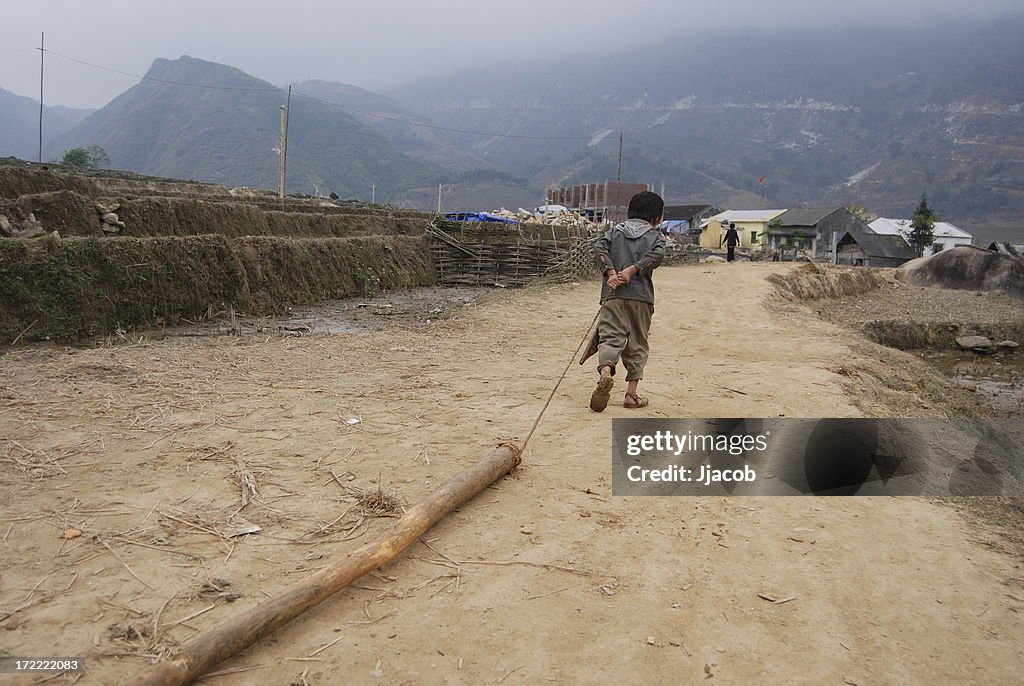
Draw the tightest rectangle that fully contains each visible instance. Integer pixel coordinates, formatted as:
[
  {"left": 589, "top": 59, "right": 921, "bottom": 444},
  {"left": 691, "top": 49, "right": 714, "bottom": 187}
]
[
  {"left": 1, "top": 1, "right": 1022, "bottom": 107},
  {"left": 1, "top": 5, "right": 1021, "bottom": 239},
  {"left": 44, "top": 57, "right": 440, "bottom": 199},
  {"left": 389, "top": 17, "right": 1024, "bottom": 239},
  {"left": 0, "top": 88, "right": 93, "bottom": 160}
]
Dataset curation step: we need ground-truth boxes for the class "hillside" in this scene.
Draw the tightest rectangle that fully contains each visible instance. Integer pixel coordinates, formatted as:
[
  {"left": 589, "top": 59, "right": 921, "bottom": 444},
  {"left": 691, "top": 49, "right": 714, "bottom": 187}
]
[
  {"left": 294, "top": 80, "right": 492, "bottom": 172},
  {"left": 391, "top": 17, "right": 1024, "bottom": 238},
  {"left": 0, "top": 87, "right": 94, "bottom": 161},
  {"left": 45, "top": 56, "right": 441, "bottom": 201}
]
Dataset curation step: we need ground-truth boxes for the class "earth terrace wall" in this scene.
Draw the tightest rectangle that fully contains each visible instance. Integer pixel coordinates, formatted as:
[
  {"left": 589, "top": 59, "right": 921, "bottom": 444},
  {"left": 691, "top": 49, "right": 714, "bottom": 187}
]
[
  {"left": 0, "top": 166, "right": 101, "bottom": 199},
  {"left": 0, "top": 234, "right": 435, "bottom": 342},
  {"left": 2, "top": 167, "right": 430, "bottom": 226},
  {"left": 767, "top": 263, "right": 891, "bottom": 300},
  {"left": 7, "top": 193, "right": 433, "bottom": 239}
]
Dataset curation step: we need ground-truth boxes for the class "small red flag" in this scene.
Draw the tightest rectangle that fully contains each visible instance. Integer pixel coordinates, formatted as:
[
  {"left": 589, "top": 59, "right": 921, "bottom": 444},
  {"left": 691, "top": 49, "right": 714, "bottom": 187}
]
[{"left": 758, "top": 176, "right": 767, "bottom": 184}]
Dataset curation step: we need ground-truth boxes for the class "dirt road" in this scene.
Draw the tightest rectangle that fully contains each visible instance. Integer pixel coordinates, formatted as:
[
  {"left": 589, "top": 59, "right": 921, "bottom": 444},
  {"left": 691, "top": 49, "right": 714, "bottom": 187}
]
[{"left": 1, "top": 263, "right": 1021, "bottom": 685}]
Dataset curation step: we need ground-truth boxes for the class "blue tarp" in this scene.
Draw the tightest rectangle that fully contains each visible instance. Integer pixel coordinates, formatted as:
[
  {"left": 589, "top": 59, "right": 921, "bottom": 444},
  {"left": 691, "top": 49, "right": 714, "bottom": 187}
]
[
  {"left": 659, "top": 220, "right": 691, "bottom": 234},
  {"left": 445, "top": 212, "right": 519, "bottom": 225}
]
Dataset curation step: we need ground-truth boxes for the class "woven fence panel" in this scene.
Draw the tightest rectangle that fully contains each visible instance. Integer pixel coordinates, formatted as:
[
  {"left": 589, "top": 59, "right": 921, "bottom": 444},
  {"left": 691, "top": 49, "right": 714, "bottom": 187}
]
[{"left": 428, "top": 237, "right": 597, "bottom": 287}]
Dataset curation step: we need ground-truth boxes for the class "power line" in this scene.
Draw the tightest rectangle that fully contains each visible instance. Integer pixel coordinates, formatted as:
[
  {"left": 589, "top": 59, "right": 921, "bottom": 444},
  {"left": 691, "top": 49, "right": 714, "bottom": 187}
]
[
  {"left": 41, "top": 48, "right": 594, "bottom": 142},
  {"left": 38, "top": 46, "right": 706, "bottom": 165},
  {"left": 43, "top": 49, "right": 281, "bottom": 92},
  {"left": 289, "top": 89, "right": 593, "bottom": 142}
]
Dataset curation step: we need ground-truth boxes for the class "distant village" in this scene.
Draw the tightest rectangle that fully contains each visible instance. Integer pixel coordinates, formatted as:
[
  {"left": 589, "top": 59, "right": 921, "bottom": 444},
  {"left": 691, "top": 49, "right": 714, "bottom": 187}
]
[{"left": 446, "top": 180, "right": 1024, "bottom": 267}]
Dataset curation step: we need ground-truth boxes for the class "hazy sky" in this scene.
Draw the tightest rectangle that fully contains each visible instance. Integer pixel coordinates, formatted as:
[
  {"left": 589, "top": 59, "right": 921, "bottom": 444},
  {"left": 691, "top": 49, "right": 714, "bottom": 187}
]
[{"left": 2, "top": 0, "right": 1022, "bottom": 108}]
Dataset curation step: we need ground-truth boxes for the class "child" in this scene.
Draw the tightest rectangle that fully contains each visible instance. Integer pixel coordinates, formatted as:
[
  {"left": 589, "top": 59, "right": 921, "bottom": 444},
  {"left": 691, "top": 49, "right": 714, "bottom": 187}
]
[{"left": 589, "top": 191, "right": 666, "bottom": 412}]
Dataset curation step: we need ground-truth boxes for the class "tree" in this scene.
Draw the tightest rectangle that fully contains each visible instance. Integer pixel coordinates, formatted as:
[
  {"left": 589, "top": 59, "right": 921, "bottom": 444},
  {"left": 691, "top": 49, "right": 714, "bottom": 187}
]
[
  {"left": 843, "top": 203, "right": 875, "bottom": 222},
  {"left": 85, "top": 145, "right": 110, "bottom": 168},
  {"left": 60, "top": 147, "right": 91, "bottom": 167},
  {"left": 59, "top": 145, "right": 110, "bottom": 169},
  {"left": 909, "top": 194, "right": 939, "bottom": 257}
]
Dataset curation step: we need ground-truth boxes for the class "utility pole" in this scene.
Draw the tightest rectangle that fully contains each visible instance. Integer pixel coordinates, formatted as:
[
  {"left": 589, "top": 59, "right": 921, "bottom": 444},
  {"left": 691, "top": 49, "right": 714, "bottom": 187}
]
[
  {"left": 616, "top": 132, "right": 623, "bottom": 182},
  {"left": 436, "top": 183, "right": 442, "bottom": 214},
  {"left": 38, "top": 32, "right": 44, "bottom": 163},
  {"left": 283, "top": 86, "right": 291, "bottom": 196},
  {"left": 278, "top": 105, "right": 286, "bottom": 200},
  {"left": 278, "top": 87, "right": 292, "bottom": 202},
  {"left": 371, "top": 185, "right": 375, "bottom": 205}
]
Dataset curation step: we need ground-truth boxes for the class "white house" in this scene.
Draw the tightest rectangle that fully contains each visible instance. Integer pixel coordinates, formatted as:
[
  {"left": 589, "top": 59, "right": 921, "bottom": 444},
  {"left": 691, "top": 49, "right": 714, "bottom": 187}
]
[{"left": 868, "top": 218, "right": 973, "bottom": 255}]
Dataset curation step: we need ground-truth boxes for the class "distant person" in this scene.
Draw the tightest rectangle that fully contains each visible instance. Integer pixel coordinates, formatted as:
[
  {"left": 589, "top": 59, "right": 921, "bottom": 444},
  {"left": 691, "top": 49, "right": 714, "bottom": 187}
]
[
  {"left": 588, "top": 191, "right": 666, "bottom": 412},
  {"left": 722, "top": 222, "right": 741, "bottom": 262}
]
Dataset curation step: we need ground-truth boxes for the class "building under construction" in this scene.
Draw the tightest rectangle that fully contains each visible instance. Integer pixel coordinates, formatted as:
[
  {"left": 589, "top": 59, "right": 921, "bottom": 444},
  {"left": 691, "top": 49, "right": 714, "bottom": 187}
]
[{"left": 545, "top": 181, "right": 651, "bottom": 224}]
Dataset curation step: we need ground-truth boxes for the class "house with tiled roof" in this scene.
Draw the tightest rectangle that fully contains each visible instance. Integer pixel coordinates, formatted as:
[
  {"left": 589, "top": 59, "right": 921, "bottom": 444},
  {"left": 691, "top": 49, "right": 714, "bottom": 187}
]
[
  {"left": 767, "top": 207, "right": 872, "bottom": 260},
  {"left": 836, "top": 225, "right": 916, "bottom": 267}
]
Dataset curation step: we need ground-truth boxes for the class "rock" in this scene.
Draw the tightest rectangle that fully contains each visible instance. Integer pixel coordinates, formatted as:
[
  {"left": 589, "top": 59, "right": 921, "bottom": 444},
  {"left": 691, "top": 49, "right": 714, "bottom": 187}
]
[
  {"left": 100, "top": 211, "right": 126, "bottom": 233},
  {"left": 897, "top": 246, "right": 1024, "bottom": 299},
  {"left": 703, "top": 256, "right": 727, "bottom": 264},
  {"left": 12, "top": 226, "right": 46, "bottom": 239},
  {"left": 955, "top": 336, "right": 996, "bottom": 354},
  {"left": 0, "top": 214, "right": 10, "bottom": 237},
  {"left": 996, "top": 340, "right": 1019, "bottom": 349}
]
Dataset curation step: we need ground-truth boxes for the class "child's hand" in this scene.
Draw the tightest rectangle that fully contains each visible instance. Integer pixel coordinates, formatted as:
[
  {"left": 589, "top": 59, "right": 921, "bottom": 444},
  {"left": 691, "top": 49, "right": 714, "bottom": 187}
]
[{"left": 615, "top": 266, "right": 635, "bottom": 286}]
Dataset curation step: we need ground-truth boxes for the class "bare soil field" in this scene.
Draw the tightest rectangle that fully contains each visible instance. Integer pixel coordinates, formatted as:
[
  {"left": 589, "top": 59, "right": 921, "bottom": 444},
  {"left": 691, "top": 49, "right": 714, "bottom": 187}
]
[
  {"left": 2, "top": 263, "right": 1022, "bottom": 685},
  {"left": 816, "top": 280, "right": 1024, "bottom": 416},
  {"left": 817, "top": 280, "right": 1024, "bottom": 331}
]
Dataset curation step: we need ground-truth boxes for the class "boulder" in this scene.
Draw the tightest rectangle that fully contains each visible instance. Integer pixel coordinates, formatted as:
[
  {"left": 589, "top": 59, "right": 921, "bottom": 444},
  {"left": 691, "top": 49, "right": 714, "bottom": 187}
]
[
  {"left": 897, "top": 246, "right": 1024, "bottom": 299},
  {"left": 996, "top": 340, "right": 1020, "bottom": 350},
  {"left": 95, "top": 201, "right": 121, "bottom": 215},
  {"left": 955, "top": 335, "right": 996, "bottom": 354},
  {"left": 100, "top": 211, "right": 126, "bottom": 233},
  {"left": 703, "top": 255, "right": 728, "bottom": 264}
]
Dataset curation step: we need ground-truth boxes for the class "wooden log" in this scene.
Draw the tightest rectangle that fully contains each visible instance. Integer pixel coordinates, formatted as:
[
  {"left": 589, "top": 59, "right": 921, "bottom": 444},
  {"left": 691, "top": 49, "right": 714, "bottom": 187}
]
[{"left": 127, "top": 444, "right": 522, "bottom": 686}]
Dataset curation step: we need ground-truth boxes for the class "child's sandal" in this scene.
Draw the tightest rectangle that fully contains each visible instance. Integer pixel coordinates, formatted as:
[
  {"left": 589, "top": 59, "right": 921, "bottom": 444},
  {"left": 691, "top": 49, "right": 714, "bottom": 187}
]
[{"left": 623, "top": 393, "right": 648, "bottom": 409}]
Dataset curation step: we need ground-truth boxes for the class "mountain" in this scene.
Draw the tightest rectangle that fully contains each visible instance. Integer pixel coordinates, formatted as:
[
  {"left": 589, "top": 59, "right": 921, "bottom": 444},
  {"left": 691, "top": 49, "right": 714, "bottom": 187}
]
[
  {"left": 294, "top": 80, "right": 492, "bottom": 172},
  {"left": 46, "top": 56, "right": 441, "bottom": 200},
  {"left": 0, "top": 87, "right": 94, "bottom": 160},
  {"left": 390, "top": 17, "right": 1024, "bottom": 239}
]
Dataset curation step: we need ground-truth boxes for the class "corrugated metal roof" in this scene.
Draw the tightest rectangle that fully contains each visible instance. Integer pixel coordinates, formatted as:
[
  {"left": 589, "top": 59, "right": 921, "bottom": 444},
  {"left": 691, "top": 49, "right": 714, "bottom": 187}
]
[
  {"left": 663, "top": 204, "right": 718, "bottom": 221},
  {"left": 988, "top": 242, "right": 1024, "bottom": 258},
  {"left": 841, "top": 225, "right": 916, "bottom": 260},
  {"left": 870, "top": 218, "right": 972, "bottom": 240},
  {"left": 710, "top": 209, "right": 787, "bottom": 223},
  {"left": 776, "top": 207, "right": 842, "bottom": 227}
]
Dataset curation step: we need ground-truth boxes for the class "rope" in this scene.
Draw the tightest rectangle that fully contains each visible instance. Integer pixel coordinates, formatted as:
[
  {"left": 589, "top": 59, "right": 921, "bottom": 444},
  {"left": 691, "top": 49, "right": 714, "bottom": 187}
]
[{"left": 520, "top": 307, "right": 602, "bottom": 452}]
